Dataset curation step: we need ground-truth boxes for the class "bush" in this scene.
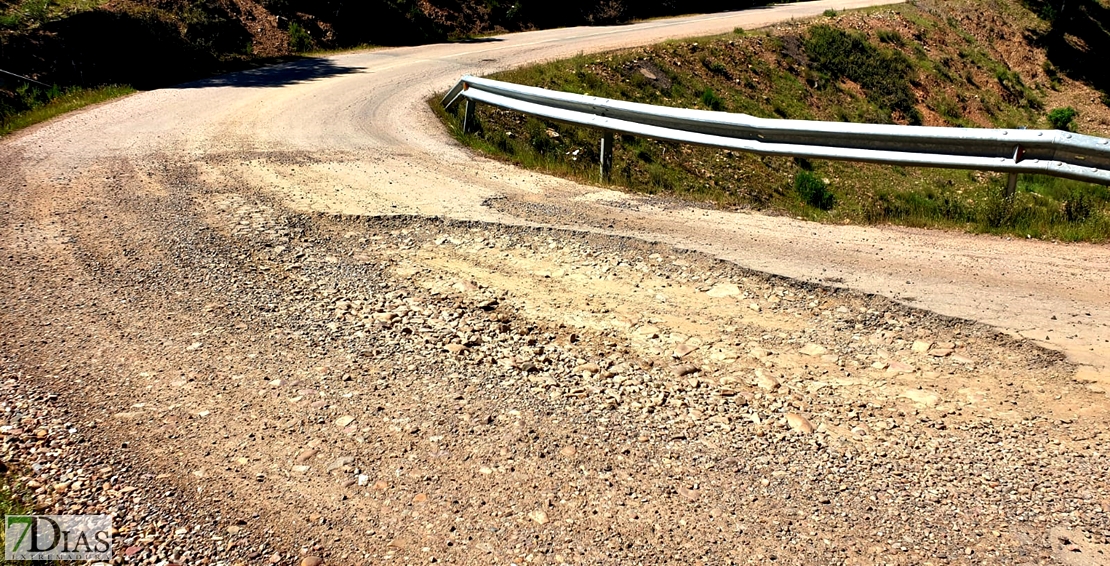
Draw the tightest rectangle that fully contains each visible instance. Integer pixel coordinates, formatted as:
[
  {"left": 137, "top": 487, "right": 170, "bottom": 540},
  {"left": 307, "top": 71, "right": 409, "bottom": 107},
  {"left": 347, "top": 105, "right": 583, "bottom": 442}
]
[
  {"left": 822, "top": 9, "right": 838, "bottom": 17},
  {"left": 287, "top": 22, "right": 313, "bottom": 52},
  {"left": 803, "top": 25, "right": 920, "bottom": 123},
  {"left": 877, "top": 29, "right": 904, "bottom": 46},
  {"left": 1063, "top": 190, "right": 1093, "bottom": 223},
  {"left": 794, "top": 171, "right": 835, "bottom": 210},
  {"left": 700, "top": 88, "right": 724, "bottom": 111},
  {"left": 1047, "top": 106, "right": 1078, "bottom": 131}
]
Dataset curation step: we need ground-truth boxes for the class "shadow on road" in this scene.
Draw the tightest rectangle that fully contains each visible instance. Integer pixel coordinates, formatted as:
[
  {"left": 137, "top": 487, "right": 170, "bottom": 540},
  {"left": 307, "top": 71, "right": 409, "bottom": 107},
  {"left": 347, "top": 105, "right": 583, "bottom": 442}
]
[{"left": 175, "top": 58, "right": 362, "bottom": 89}]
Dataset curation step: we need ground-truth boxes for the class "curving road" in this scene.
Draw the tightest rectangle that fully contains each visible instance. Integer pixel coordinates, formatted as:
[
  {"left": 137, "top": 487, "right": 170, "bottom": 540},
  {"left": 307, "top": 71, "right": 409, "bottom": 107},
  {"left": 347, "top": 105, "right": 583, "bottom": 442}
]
[{"left": 4, "top": 0, "right": 1108, "bottom": 386}]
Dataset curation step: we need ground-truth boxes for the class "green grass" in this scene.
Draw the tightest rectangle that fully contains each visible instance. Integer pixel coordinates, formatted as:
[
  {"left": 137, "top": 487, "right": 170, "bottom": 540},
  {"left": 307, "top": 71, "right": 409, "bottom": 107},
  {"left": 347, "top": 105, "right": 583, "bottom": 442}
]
[
  {"left": 434, "top": 1, "right": 1110, "bottom": 242},
  {"left": 0, "top": 0, "right": 107, "bottom": 29},
  {"left": 1, "top": 469, "right": 34, "bottom": 565},
  {"left": 1, "top": 85, "right": 134, "bottom": 136}
]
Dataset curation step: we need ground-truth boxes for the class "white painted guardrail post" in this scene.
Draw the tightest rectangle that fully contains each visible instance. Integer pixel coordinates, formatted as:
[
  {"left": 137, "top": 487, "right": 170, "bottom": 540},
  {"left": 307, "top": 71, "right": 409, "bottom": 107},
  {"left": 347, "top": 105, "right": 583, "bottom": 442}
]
[
  {"left": 463, "top": 99, "right": 477, "bottom": 135},
  {"left": 601, "top": 130, "right": 615, "bottom": 181},
  {"left": 1005, "top": 145, "right": 1023, "bottom": 198}
]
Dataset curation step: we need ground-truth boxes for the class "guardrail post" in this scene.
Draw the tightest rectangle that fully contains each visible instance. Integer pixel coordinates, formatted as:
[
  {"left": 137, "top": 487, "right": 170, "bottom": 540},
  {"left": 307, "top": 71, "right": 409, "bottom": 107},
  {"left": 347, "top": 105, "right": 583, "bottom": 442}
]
[
  {"left": 1005, "top": 145, "right": 1023, "bottom": 198},
  {"left": 463, "top": 99, "right": 477, "bottom": 134},
  {"left": 1005, "top": 173, "right": 1018, "bottom": 199},
  {"left": 600, "top": 130, "right": 615, "bottom": 181}
]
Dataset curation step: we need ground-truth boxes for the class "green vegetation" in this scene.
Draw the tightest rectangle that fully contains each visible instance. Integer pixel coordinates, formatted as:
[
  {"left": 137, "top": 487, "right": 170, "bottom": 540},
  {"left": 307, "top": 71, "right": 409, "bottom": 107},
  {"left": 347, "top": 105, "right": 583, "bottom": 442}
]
[
  {"left": 1047, "top": 106, "right": 1078, "bottom": 131},
  {"left": 1, "top": 84, "right": 133, "bottom": 136},
  {"left": 794, "top": 171, "right": 835, "bottom": 210},
  {"left": 803, "top": 25, "right": 921, "bottom": 124},
  {"left": 287, "top": 21, "right": 313, "bottom": 52},
  {"left": 1, "top": 468, "right": 35, "bottom": 566},
  {"left": 437, "top": 1, "right": 1110, "bottom": 242}
]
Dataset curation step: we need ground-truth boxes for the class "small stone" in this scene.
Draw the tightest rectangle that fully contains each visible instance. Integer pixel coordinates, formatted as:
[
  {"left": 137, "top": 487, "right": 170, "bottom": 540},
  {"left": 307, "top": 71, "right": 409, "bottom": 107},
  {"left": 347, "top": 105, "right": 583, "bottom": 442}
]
[
  {"left": 373, "top": 480, "right": 388, "bottom": 491},
  {"left": 445, "top": 344, "right": 467, "bottom": 355},
  {"left": 672, "top": 344, "right": 697, "bottom": 358},
  {"left": 901, "top": 389, "right": 940, "bottom": 407},
  {"left": 706, "top": 283, "right": 741, "bottom": 298},
  {"left": 749, "top": 303, "right": 762, "bottom": 312},
  {"left": 528, "top": 510, "right": 549, "bottom": 524},
  {"left": 671, "top": 364, "right": 700, "bottom": 377},
  {"left": 357, "top": 475, "right": 369, "bottom": 487},
  {"left": 576, "top": 363, "right": 601, "bottom": 375},
  {"left": 301, "top": 557, "right": 325, "bottom": 566},
  {"left": 226, "top": 526, "right": 241, "bottom": 535},
  {"left": 559, "top": 446, "right": 577, "bottom": 457},
  {"left": 296, "top": 449, "right": 318, "bottom": 463},
  {"left": 413, "top": 493, "right": 428, "bottom": 503},
  {"left": 928, "top": 349, "right": 953, "bottom": 357},
  {"left": 799, "top": 344, "right": 828, "bottom": 357},
  {"left": 786, "top": 413, "right": 814, "bottom": 434},
  {"left": 887, "top": 361, "right": 916, "bottom": 374},
  {"left": 911, "top": 341, "right": 933, "bottom": 353},
  {"left": 951, "top": 355, "right": 975, "bottom": 365},
  {"left": 479, "top": 466, "right": 493, "bottom": 475},
  {"left": 871, "top": 361, "right": 888, "bottom": 370},
  {"left": 756, "top": 373, "right": 780, "bottom": 391},
  {"left": 292, "top": 465, "right": 310, "bottom": 474},
  {"left": 676, "top": 485, "right": 700, "bottom": 501},
  {"left": 335, "top": 416, "right": 356, "bottom": 427}
]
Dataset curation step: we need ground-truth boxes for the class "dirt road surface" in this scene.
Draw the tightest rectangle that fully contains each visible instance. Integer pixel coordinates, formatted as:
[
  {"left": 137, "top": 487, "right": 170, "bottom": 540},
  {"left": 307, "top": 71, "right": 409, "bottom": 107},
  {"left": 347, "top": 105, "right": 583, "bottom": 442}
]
[{"left": 3, "top": 1, "right": 1110, "bottom": 565}]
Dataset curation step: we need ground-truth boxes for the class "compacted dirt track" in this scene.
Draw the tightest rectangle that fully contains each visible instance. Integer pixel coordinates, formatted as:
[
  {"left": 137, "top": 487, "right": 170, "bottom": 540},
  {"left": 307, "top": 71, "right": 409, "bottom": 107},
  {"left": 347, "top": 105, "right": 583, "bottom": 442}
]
[{"left": 3, "top": 2, "right": 1110, "bottom": 565}]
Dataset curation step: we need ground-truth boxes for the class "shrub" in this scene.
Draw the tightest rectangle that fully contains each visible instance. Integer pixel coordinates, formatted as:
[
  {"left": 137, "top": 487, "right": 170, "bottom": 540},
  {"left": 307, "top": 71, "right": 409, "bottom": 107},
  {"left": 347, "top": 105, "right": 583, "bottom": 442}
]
[
  {"left": 1063, "top": 190, "right": 1093, "bottom": 223},
  {"left": 702, "top": 59, "right": 729, "bottom": 77},
  {"left": 803, "top": 25, "right": 919, "bottom": 123},
  {"left": 823, "top": 9, "right": 838, "bottom": 17},
  {"left": 1047, "top": 106, "right": 1078, "bottom": 131},
  {"left": 700, "top": 88, "right": 724, "bottom": 111},
  {"left": 877, "top": 29, "right": 905, "bottom": 46},
  {"left": 794, "top": 171, "right": 835, "bottom": 210},
  {"left": 287, "top": 22, "right": 313, "bottom": 52}
]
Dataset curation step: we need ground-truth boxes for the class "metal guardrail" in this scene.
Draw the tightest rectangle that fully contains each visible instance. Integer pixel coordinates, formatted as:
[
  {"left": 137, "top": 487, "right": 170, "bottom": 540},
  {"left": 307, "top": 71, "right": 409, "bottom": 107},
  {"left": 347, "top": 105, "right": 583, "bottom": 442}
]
[
  {"left": 443, "top": 75, "right": 1110, "bottom": 191},
  {"left": 0, "top": 68, "right": 50, "bottom": 87}
]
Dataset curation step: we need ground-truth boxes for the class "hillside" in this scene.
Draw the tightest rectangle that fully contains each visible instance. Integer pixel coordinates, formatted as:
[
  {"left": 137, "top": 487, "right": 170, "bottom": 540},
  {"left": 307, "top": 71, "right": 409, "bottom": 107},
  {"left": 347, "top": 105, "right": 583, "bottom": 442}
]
[
  {"left": 0, "top": 0, "right": 787, "bottom": 89},
  {"left": 440, "top": 0, "right": 1110, "bottom": 241},
  {"left": 0, "top": 0, "right": 796, "bottom": 134}
]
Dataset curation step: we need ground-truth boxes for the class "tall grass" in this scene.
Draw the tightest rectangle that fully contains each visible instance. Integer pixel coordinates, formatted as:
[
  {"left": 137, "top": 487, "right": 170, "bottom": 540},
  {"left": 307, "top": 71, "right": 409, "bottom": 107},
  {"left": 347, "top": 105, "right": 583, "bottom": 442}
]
[{"left": 1, "top": 85, "right": 134, "bottom": 136}]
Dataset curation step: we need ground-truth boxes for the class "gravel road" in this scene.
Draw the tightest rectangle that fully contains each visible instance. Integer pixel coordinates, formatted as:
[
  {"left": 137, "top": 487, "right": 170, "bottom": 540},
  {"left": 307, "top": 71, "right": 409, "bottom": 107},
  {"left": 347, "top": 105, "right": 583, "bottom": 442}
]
[{"left": 2, "top": 1, "right": 1110, "bottom": 565}]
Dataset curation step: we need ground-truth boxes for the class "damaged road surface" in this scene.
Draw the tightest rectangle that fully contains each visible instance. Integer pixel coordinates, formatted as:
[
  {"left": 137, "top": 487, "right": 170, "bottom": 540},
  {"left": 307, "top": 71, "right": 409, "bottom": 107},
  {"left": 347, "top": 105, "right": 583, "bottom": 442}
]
[
  {"left": 2, "top": 156, "right": 1109, "bottom": 564},
  {"left": 2, "top": 0, "right": 1110, "bottom": 564}
]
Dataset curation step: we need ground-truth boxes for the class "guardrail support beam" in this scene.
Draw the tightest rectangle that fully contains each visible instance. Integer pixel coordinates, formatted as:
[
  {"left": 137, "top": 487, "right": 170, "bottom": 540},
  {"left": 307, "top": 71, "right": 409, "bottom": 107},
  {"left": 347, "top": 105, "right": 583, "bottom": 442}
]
[
  {"left": 463, "top": 99, "right": 477, "bottom": 134},
  {"left": 600, "top": 130, "right": 615, "bottom": 181}
]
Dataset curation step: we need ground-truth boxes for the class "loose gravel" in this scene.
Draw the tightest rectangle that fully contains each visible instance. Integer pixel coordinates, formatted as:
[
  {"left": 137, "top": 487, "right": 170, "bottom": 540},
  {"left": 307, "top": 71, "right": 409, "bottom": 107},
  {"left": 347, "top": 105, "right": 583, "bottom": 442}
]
[{"left": 2, "top": 157, "right": 1110, "bottom": 565}]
